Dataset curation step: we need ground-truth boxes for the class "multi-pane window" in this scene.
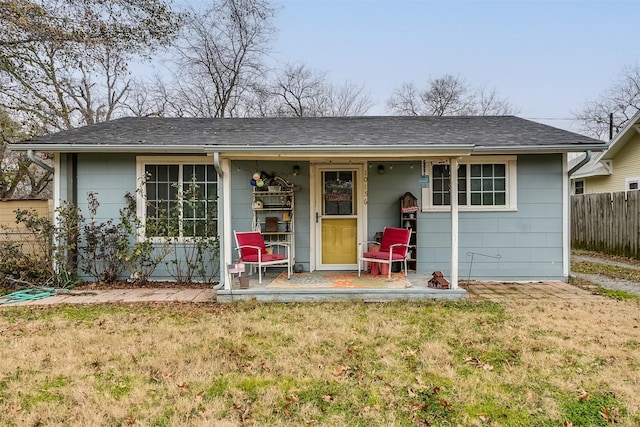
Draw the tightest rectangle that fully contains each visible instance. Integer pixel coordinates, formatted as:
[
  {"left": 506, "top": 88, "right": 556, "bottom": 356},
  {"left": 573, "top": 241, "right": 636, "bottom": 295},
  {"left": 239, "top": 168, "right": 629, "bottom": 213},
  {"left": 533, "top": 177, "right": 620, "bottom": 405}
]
[
  {"left": 425, "top": 159, "right": 515, "bottom": 210},
  {"left": 432, "top": 165, "right": 466, "bottom": 206},
  {"left": 143, "top": 162, "right": 218, "bottom": 238},
  {"left": 574, "top": 180, "right": 585, "bottom": 195},
  {"left": 469, "top": 163, "right": 506, "bottom": 206},
  {"left": 432, "top": 163, "right": 505, "bottom": 207}
]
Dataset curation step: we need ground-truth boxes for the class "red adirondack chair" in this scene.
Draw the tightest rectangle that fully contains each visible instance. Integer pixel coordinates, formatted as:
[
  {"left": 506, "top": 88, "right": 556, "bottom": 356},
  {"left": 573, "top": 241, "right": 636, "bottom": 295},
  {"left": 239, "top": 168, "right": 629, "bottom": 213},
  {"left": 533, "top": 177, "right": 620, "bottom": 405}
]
[
  {"left": 358, "top": 227, "right": 412, "bottom": 281},
  {"left": 234, "top": 231, "right": 292, "bottom": 285}
]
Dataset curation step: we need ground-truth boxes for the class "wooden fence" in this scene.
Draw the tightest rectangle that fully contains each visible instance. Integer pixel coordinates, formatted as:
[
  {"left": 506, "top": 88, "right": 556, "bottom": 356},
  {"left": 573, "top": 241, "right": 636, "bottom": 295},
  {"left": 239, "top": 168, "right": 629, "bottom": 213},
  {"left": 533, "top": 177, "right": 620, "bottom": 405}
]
[
  {"left": 571, "top": 191, "right": 640, "bottom": 259},
  {"left": 0, "top": 199, "right": 52, "bottom": 229}
]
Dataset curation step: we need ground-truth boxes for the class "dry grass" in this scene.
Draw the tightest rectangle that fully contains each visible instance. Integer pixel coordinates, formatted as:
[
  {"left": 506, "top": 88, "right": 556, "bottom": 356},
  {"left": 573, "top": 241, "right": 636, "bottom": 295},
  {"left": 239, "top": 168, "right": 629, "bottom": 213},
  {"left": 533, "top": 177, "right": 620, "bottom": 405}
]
[
  {"left": 1, "top": 298, "right": 639, "bottom": 426},
  {"left": 573, "top": 249, "right": 640, "bottom": 268},
  {"left": 573, "top": 260, "right": 640, "bottom": 284}
]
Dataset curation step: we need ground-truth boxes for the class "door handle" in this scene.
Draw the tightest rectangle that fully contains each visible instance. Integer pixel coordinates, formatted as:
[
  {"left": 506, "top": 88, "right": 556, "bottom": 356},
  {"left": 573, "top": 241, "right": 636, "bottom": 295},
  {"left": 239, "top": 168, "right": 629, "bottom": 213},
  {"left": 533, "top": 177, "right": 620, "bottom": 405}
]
[{"left": 316, "top": 212, "right": 319, "bottom": 223}]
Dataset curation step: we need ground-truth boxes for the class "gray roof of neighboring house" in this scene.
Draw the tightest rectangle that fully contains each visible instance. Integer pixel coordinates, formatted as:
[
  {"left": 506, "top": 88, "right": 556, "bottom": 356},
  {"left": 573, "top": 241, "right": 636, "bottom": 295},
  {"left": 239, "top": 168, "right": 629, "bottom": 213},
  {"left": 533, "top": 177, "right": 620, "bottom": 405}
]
[{"left": 12, "top": 115, "right": 606, "bottom": 154}]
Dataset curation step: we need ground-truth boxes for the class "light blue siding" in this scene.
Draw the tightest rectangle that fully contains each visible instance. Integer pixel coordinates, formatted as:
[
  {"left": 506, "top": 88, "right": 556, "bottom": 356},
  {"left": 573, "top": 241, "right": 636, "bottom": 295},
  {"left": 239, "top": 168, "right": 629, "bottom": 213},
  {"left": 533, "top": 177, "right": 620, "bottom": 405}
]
[
  {"left": 62, "top": 153, "right": 566, "bottom": 283},
  {"left": 230, "top": 160, "right": 311, "bottom": 270},
  {"left": 366, "top": 161, "right": 422, "bottom": 237},
  {"left": 423, "top": 154, "right": 565, "bottom": 280},
  {"left": 75, "top": 153, "right": 137, "bottom": 221},
  {"left": 61, "top": 153, "right": 220, "bottom": 282}
]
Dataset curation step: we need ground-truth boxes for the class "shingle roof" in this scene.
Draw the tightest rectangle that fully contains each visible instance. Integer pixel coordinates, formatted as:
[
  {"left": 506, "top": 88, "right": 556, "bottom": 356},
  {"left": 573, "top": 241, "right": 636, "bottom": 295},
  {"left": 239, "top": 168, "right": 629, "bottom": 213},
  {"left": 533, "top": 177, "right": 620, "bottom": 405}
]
[{"left": 13, "top": 115, "right": 605, "bottom": 153}]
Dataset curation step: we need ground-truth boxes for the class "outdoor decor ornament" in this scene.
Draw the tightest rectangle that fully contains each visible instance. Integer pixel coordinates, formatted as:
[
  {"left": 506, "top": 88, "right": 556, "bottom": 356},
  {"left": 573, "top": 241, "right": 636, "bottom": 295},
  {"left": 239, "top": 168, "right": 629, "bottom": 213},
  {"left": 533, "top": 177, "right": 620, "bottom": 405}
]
[{"left": 250, "top": 172, "right": 261, "bottom": 187}]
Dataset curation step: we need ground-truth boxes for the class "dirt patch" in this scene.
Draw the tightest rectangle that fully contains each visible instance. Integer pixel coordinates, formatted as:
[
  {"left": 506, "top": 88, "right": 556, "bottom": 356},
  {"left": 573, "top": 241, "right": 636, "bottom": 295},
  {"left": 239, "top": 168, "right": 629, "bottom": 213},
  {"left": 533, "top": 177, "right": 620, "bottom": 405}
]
[{"left": 74, "top": 280, "right": 217, "bottom": 291}]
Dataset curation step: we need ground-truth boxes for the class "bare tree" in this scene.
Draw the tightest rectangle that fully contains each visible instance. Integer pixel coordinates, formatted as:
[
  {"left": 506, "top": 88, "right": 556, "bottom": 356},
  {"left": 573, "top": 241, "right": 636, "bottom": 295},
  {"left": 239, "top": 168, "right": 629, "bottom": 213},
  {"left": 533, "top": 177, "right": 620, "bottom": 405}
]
[
  {"left": 324, "top": 81, "right": 373, "bottom": 117},
  {"left": 168, "top": 0, "right": 277, "bottom": 118},
  {"left": 472, "top": 87, "right": 518, "bottom": 116},
  {"left": 423, "top": 75, "right": 474, "bottom": 116},
  {"left": 235, "top": 82, "right": 278, "bottom": 117},
  {"left": 0, "top": 0, "right": 181, "bottom": 198},
  {"left": 574, "top": 64, "right": 640, "bottom": 140},
  {"left": 0, "top": 109, "right": 51, "bottom": 199},
  {"left": 387, "top": 74, "right": 518, "bottom": 117},
  {"left": 272, "top": 64, "right": 328, "bottom": 117},
  {"left": 0, "top": 0, "right": 182, "bottom": 132},
  {"left": 385, "top": 82, "right": 423, "bottom": 116},
  {"left": 123, "top": 76, "right": 178, "bottom": 117},
  {"left": 271, "top": 63, "right": 372, "bottom": 117}
]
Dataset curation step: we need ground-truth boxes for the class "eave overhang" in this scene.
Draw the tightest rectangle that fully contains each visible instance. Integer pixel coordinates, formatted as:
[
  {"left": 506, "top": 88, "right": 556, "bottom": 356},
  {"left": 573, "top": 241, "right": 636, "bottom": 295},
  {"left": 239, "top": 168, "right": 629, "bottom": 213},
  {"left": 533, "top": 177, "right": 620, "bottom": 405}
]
[
  {"left": 472, "top": 144, "right": 607, "bottom": 155},
  {"left": 10, "top": 142, "right": 606, "bottom": 157},
  {"left": 10, "top": 143, "right": 476, "bottom": 157}
]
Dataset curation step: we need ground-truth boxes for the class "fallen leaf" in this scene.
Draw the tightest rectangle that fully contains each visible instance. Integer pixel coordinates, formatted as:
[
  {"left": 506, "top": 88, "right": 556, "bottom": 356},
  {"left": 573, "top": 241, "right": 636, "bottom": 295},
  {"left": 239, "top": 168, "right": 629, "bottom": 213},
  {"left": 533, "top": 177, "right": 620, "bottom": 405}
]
[
  {"left": 577, "top": 390, "right": 589, "bottom": 401},
  {"left": 333, "top": 365, "right": 349, "bottom": 377}
]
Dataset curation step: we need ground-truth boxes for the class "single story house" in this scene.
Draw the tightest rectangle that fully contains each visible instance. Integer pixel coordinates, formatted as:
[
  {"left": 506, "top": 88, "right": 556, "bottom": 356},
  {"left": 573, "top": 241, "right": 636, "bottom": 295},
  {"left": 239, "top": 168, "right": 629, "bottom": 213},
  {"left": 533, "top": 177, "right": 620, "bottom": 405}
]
[
  {"left": 11, "top": 116, "right": 605, "bottom": 289},
  {"left": 570, "top": 110, "right": 640, "bottom": 194}
]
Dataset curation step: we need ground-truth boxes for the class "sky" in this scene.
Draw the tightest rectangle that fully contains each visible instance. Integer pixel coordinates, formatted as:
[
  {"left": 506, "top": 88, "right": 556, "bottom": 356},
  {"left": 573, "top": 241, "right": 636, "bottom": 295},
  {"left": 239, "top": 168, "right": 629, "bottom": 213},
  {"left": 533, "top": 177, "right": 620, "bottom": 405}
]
[
  {"left": 261, "top": 0, "right": 640, "bottom": 133},
  {"left": 174, "top": 0, "right": 640, "bottom": 134}
]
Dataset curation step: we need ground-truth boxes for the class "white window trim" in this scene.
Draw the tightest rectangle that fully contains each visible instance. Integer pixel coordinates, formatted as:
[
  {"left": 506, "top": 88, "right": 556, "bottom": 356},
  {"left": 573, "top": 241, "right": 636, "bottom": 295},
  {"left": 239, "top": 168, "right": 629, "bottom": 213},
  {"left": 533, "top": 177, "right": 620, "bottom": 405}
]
[
  {"left": 573, "top": 179, "right": 585, "bottom": 195},
  {"left": 136, "top": 156, "right": 217, "bottom": 242},
  {"left": 421, "top": 156, "right": 517, "bottom": 212},
  {"left": 625, "top": 177, "right": 640, "bottom": 191}
]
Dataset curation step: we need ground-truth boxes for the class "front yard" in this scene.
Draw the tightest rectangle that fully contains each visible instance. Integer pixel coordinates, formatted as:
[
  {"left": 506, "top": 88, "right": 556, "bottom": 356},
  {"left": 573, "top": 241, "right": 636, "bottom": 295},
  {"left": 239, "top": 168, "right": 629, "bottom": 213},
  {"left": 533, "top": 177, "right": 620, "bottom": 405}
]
[{"left": 1, "top": 297, "right": 639, "bottom": 426}]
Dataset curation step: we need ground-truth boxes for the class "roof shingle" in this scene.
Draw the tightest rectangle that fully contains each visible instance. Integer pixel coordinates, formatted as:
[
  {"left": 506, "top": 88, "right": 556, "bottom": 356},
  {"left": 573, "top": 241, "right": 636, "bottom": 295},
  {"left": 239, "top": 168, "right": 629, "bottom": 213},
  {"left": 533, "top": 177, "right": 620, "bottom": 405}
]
[{"left": 13, "top": 116, "right": 605, "bottom": 152}]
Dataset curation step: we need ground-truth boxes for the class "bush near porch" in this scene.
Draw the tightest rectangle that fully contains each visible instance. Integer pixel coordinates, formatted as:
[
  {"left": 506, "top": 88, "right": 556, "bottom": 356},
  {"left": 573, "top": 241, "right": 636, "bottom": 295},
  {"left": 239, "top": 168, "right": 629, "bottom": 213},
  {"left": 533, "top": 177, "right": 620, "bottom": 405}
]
[{"left": 0, "top": 192, "right": 219, "bottom": 292}]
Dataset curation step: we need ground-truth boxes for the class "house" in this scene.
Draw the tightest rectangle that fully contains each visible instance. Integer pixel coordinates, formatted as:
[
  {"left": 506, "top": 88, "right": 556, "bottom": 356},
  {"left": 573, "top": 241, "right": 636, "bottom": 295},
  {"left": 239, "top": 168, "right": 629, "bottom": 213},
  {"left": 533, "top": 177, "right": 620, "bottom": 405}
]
[
  {"left": 570, "top": 110, "right": 640, "bottom": 194},
  {"left": 10, "top": 116, "right": 605, "bottom": 290}
]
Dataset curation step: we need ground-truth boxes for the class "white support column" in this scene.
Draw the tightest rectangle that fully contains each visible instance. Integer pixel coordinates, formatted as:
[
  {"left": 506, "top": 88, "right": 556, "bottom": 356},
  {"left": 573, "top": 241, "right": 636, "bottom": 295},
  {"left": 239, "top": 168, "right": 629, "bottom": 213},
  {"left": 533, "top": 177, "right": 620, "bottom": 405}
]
[
  {"left": 562, "top": 152, "right": 570, "bottom": 281},
  {"left": 220, "top": 157, "right": 233, "bottom": 290},
  {"left": 450, "top": 158, "right": 459, "bottom": 289}
]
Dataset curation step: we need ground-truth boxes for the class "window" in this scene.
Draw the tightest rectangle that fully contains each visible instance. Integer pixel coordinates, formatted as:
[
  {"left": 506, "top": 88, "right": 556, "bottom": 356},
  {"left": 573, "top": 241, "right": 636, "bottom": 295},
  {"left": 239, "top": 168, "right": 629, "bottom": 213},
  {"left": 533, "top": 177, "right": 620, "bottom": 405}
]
[
  {"left": 422, "top": 157, "right": 516, "bottom": 211},
  {"left": 574, "top": 180, "right": 585, "bottom": 195},
  {"left": 626, "top": 177, "right": 640, "bottom": 191},
  {"left": 137, "top": 157, "right": 218, "bottom": 239}
]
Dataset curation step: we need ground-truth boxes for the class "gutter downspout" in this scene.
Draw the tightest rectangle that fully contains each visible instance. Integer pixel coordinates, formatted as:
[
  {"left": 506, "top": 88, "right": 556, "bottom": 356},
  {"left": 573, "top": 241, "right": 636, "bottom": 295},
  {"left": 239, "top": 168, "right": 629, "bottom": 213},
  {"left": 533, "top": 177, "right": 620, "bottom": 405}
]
[
  {"left": 27, "top": 149, "right": 55, "bottom": 173},
  {"left": 213, "top": 152, "right": 223, "bottom": 177},
  {"left": 568, "top": 150, "right": 591, "bottom": 177},
  {"left": 565, "top": 150, "right": 591, "bottom": 283},
  {"left": 214, "top": 153, "right": 233, "bottom": 290}
]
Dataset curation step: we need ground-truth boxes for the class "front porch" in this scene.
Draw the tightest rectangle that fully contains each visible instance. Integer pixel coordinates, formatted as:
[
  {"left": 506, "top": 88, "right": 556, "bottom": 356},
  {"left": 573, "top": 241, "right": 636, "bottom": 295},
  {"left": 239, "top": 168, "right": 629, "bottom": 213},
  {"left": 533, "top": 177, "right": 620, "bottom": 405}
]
[{"left": 217, "top": 270, "right": 466, "bottom": 303}]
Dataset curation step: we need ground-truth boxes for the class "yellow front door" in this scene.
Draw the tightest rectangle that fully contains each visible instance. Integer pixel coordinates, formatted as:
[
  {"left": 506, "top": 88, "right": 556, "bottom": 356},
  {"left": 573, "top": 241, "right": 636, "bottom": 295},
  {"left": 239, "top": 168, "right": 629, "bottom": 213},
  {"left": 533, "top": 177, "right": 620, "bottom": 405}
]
[
  {"left": 322, "top": 218, "right": 357, "bottom": 264},
  {"left": 315, "top": 166, "right": 363, "bottom": 270}
]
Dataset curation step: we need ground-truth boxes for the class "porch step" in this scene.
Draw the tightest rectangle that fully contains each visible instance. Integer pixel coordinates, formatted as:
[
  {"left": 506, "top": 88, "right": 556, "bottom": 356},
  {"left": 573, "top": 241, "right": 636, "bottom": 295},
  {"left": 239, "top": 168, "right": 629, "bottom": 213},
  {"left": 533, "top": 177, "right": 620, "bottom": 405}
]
[{"left": 216, "top": 287, "right": 466, "bottom": 303}]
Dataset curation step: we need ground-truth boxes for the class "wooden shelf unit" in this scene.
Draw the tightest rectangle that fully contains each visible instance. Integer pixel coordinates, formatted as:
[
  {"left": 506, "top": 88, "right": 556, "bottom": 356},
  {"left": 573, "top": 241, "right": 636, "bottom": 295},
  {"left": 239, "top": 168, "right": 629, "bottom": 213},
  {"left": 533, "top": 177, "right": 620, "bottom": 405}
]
[
  {"left": 400, "top": 192, "right": 418, "bottom": 272},
  {"left": 252, "top": 189, "right": 295, "bottom": 256}
]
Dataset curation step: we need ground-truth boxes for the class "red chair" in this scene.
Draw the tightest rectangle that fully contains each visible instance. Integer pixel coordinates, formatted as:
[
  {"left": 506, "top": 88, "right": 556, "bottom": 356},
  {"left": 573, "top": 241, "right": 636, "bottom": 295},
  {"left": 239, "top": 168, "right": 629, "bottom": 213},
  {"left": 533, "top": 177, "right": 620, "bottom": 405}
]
[
  {"left": 358, "top": 227, "right": 412, "bottom": 280},
  {"left": 234, "top": 231, "right": 292, "bottom": 285}
]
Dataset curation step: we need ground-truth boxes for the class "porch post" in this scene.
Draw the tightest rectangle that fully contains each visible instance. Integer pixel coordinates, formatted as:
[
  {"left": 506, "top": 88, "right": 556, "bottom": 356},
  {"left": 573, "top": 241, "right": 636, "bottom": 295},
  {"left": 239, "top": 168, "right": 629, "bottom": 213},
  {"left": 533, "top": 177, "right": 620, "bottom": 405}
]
[
  {"left": 450, "top": 158, "right": 459, "bottom": 289},
  {"left": 220, "top": 157, "right": 233, "bottom": 290},
  {"left": 562, "top": 152, "right": 570, "bottom": 281}
]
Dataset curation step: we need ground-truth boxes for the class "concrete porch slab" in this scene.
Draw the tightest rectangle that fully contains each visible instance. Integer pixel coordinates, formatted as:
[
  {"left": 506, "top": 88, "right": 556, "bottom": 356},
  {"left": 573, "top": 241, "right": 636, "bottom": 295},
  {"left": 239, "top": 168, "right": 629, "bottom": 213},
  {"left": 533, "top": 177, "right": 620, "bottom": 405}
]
[{"left": 216, "top": 287, "right": 466, "bottom": 303}]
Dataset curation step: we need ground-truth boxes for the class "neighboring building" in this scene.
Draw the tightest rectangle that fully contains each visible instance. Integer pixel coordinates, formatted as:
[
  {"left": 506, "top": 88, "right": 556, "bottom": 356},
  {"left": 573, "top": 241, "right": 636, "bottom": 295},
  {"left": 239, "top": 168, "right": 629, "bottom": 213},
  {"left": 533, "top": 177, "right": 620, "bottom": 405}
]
[
  {"left": 570, "top": 110, "right": 640, "bottom": 194},
  {"left": 10, "top": 116, "right": 605, "bottom": 288}
]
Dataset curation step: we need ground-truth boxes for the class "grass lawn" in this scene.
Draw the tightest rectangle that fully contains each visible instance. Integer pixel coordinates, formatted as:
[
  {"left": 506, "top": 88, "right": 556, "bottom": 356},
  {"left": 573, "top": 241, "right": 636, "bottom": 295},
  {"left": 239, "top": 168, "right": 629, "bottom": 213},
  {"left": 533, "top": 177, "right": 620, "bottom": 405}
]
[{"left": 1, "top": 297, "right": 639, "bottom": 426}]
